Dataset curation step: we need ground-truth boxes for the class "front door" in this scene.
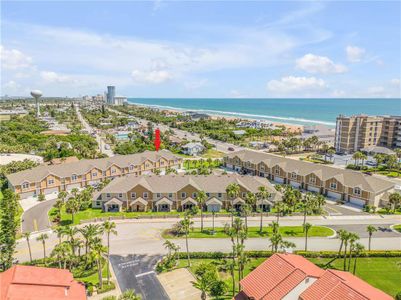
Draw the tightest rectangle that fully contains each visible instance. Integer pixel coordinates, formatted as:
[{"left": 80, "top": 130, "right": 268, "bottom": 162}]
[
  {"left": 108, "top": 204, "right": 119, "bottom": 212},
  {"left": 159, "top": 204, "right": 170, "bottom": 212}
]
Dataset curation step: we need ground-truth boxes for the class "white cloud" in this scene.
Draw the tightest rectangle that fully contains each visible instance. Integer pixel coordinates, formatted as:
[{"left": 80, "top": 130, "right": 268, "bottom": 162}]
[
  {"left": 40, "top": 71, "right": 73, "bottom": 83},
  {"left": 267, "top": 76, "right": 327, "bottom": 94},
  {"left": 229, "top": 89, "right": 250, "bottom": 98},
  {"left": 296, "top": 54, "right": 347, "bottom": 74},
  {"left": 0, "top": 45, "right": 33, "bottom": 69},
  {"left": 390, "top": 78, "right": 400, "bottom": 86},
  {"left": 131, "top": 69, "right": 173, "bottom": 84},
  {"left": 346, "top": 45, "right": 366, "bottom": 63}
]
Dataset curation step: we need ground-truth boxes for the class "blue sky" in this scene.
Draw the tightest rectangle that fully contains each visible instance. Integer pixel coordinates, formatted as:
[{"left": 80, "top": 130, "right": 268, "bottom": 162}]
[{"left": 1, "top": 1, "right": 400, "bottom": 98}]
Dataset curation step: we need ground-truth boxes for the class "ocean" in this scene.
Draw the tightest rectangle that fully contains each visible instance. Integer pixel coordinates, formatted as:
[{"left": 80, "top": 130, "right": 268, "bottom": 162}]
[{"left": 127, "top": 98, "right": 401, "bottom": 127}]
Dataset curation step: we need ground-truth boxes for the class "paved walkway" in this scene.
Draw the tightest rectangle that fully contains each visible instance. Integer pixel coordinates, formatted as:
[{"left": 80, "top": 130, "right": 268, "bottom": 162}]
[{"left": 158, "top": 268, "right": 203, "bottom": 300}]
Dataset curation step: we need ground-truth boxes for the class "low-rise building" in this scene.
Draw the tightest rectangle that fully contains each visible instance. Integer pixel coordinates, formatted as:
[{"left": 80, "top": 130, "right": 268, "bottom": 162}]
[
  {"left": 93, "top": 173, "right": 280, "bottom": 212},
  {"left": 224, "top": 150, "right": 395, "bottom": 207},
  {"left": 0, "top": 265, "right": 86, "bottom": 300},
  {"left": 182, "top": 142, "right": 205, "bottom": 156},
  {"left": 235, "top": 253, "right": 392, "bottom": 300},
  {"left": 7, "top": 150, "right": 182, "bottom": 200}
]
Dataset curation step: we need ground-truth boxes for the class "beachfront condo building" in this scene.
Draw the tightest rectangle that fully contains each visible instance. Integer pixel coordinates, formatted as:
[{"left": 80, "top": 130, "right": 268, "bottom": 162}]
[
  {"left": 335, "top": 114, "right": 401, "bottom": 153},
  {"left": 223, "top": 150, "right": 395, "bottom": 208},
  {"left": 93, "top": 173, "right": 280, "bottom": 212},
  {"left": 7, "top": 150, "right": 182, "bottom": 200}
]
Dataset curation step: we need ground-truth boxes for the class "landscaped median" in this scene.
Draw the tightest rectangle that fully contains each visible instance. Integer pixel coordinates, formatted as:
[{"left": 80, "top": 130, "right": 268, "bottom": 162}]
[
  {"left": 162, "top": 225, "right": 334, "bottom": 238},
  {"left": 392, "top": 224, "right": 401, "bottom": 233}
]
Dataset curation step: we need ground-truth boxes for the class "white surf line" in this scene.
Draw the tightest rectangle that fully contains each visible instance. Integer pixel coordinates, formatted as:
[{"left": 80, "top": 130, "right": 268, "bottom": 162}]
[{"left": 135, "top": 270, "right": 155, "bottom": 278}]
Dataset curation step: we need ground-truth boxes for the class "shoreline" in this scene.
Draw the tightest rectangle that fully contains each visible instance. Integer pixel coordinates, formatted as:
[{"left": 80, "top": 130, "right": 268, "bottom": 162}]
[{"left": 127, "top": 101, "right": 307, "bottom": 132}]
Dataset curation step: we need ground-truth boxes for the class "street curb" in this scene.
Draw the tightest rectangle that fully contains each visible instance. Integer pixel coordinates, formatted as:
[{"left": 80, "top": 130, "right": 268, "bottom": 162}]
[{"left": 389, "top": 224, "right": 401, "bottom": 234}]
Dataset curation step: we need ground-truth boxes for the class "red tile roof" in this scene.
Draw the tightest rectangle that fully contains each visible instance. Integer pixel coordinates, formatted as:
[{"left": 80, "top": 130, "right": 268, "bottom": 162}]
[
  {"left": 236, "top": 253, "right": 393, "bottom": 300},
  {"left": 300, "top": 269, "right": 393, "bottom": 300},
  {"left": 238, "top": 253, "right": 323, "bottom": 299},
  {"left": 0, "top": 265, "right": 86, "bottom": 300}
]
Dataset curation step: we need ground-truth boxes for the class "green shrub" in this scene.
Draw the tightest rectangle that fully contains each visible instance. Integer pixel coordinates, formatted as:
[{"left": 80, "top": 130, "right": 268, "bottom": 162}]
[
  {"left": 395, "top": 291, "right": 401, "bottom": 300},
  {"left": 101, "top": 296, "right": 117, "bottom": 300},
  {"left": 97, "top": 281, "right": 115, "bottom": 294}
]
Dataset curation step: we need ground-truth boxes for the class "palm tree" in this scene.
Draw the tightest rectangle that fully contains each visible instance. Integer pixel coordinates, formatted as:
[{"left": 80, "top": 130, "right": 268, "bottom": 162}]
[
  {"left": 118, "top": 289, "right": 142, "bottom": 300},
  {"left": 342, "top": 231, "right": 351, "bottom": 270},
  {"left": 301, "top": 193, "right": 313, "bottom": 228},
  {"left": 196, "top": 191, "right": 207, "bottom": 232},
  {"left": 103, "top": 221, "right": 117, "bottom": 284},
  {"left": 352, "top": 151, "right": 363, "bottom": 166},
  {"left": 352, "top": 243, "right": 365, "bottom": 275},
  {"left": 226, "top": 183, "right": 240, "bottom": 225},
  {"left": 274, "top": 201, "right": 285, "bottom": 224},
  {"left": 36, "top": 233, "right": 49, "bottom": 265},
  {"left": 80, "top": 224, "right": 104, "bottom": 255},
  {"left": 366, "top": 225, "right": 377, "bottom": 251},
  {"left": 65, "top": 197, "right": 80, "bottom": 224},
  {"left": 22, "top": 232, "right": 32, "bottom": 263},
  {"left": 347, "top": 233, "right": 359, "bottom": 271},
  {"left": 269, "top": 232, "right": 283, "bottom": 253},
  {"left": 58, "top": 191, "right": 68, "bottom": 204},
  {"left": 303, "top": 222, "right": 312, "bottom": 251},
  {"left": 389, "top": 192, "right": 401, "bottom": 212},
  {"left": 63, "top": 226, "right": 79, "bottom": 256},
  {"left": 91, "top": 237, "right": 107, "bottom": 290},
  {"left": 244, "top": 192, "right": 256, "bottom": 231},
  {"left": 257, "top": 186, "right": 271, "bottom": 233},
  {"left": 180, "top": 214, "right": 193, "bottom": 267},
  {"left": 51, "top": 242, "right": 70, "bottom": 269},
  {"left": 223, "top": 258, "right": 236, "bottom": 296},
  {"left": 54, "top": 226, "right": 65, "bottom": 245},
  {"left": 53, "top": 199, "right": 64, "bottom": 221}
]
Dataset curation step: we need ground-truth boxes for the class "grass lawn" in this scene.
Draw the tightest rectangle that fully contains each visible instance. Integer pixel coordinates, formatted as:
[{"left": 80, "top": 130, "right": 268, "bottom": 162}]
[
  {"left": 49, "top": 207, "right": 230, "bottom": 226},
  {"left": 201, "top": 149, "right": 225, "bottom": 159},
  {"left": 163, "top": 225, "right": 334, "bottom": 239},
  {"left": 176, "top": 256, "right": 401, "bottom": 299},
  {"left": 393, "top": 224, "right": 401, "bottom": 233},
  {"left": 76, "top": 264, "right": 108, "bottom": 285}
]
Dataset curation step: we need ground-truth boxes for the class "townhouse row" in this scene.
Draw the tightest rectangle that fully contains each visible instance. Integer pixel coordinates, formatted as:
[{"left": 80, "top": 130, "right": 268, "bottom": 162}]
[
  {"left": 93, "top": 173, "right": 281, "bottom": 212},
  {"left": 7, "top": 150, "right": 182, "bottom": 199},
  {"left": 224, "top": 150, "right": 395, "bottom": 207}
]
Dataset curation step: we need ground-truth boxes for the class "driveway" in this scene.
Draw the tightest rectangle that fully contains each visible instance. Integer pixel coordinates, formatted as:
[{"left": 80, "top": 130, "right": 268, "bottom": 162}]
[
  {"left": 110, "top": 254, "right": 169, "bottom": 300},
  {"left": 21, "top": 197, "right": 58, "bottom": 232},
  {"left": 324, "top": 202, "right": 368, "bottom": 216}
]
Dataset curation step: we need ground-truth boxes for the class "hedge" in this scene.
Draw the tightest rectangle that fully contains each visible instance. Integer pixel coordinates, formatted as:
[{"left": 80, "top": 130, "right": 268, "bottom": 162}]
[{"left": 176, "top": 250, "right": 401, "bottom": 259}]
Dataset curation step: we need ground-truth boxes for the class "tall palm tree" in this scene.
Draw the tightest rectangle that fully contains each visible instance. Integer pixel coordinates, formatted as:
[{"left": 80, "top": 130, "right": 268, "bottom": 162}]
[
  {"left": 63, "top": 226, "right": 79, "bottom": 256},
  {"left": 366, "top": 225, "right": 377, "bottom": 251},
  {"left": 257, "top": 186, "right": 271, "bottom": 233},
  {"left": 53, "top": 199, "right": 64, "bottom": 221},
  {"left": 103, "top": 221, "right": 117, "bottom": 284},
  {"left": 54, "top": 226, "right": 65, "bottom": 245},
  {"left": 352, "top": 243, "right": 365, "bottom": 275},
  {"left": 274, "top": 201, "right": 285, "bottom": 224},
  {"left": 180, "top": 214, "right": 193, "bottom": 267},
  {"left": 196, "top": 191, "right": 207, "bottom": 232},
  {"left": 224, "top": 258, "right": 236, "bottom": 296},
  {"left": 342, "top": 231, "right": 351, "bottom": 270},
  {"left": 226, "top": 183, "right": 240, "bottom": 225},
  {"left": 301, "top": 193, "right": 313, "bottom": 228},
  {"left": 36, "top": 233, "right": 49, "bottom": 265},
  {"left": 80, "top": 224, "right": 104, "bottom": 255},
  {"left": 65, "top": 197, "right": 80, "bottom": 224},
  {"left": 91, "top": 237, "right": 107, "bottom": 290},
  {"left": 58, "top": 191, "right": 68, "bottom": 204},
  {"left": 347, "top": 233, "right": 359, "bottom": 271},
  {"left": 244, "top": 192, "right": 256, "bottom": 231},
  {"left": 22, "top": 232, "right": 32, "bottom": 263},
  {"left": 303, "top": 222, "right": 312, "bottom": 251}
]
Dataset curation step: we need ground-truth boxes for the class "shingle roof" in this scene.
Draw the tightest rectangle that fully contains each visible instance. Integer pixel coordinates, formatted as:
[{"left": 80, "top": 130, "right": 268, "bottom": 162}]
[
  {"left": 7, "top": 150, "right": 180, "bottom": 186},
  {"left": 226, "top": 150, "right": 394, "bottom": 194},
  {"left": 100, "top": 173, "right": 279, "bottom": 196},
  {"left": 0, "top": 265, "right": 86, "bottom": 300}
]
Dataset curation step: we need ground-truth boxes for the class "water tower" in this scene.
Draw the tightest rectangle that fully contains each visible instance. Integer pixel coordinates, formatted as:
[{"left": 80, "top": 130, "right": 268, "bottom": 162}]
[{"left": 30, "top": 90, "right": 43, "bottom": 117}]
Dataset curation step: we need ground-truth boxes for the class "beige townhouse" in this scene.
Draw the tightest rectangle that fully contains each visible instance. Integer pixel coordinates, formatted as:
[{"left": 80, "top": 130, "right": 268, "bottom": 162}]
[
  {"left": 7, "top": 150, "right": 182, "bottom": 199},
  {"left": 224, "top": 150, "right": 395, "bottom": 208},
  {"left": 93, "top": 173, "right": 280, "bottom": 212}
]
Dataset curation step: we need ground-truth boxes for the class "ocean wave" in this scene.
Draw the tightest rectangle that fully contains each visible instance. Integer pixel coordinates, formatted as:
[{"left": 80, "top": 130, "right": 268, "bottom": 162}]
[{"left": 128, "top": 101, "right": 336, "bottom": 126}]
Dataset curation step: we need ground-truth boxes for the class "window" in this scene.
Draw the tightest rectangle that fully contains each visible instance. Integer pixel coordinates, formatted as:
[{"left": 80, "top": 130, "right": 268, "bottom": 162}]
[
  {"left": 92, "top": 172, "right": 97, "bottom": 177},
  {"left": 168, "top": 193, "right": 173, "bottom": 198},
  {"left": 291, "top": 172, "right": 297, "bottom": 179},
  {"left": 242, "top": 192, "right": 246, "bottom": 198},
  {"left": 131, "top": 192, "right": 136, "bottom": 199},
  {"left": 111, "top": 168, "right": 116, "bottom": 174},
  {"left": 96, "top": 201, "right": 101, "bottom": 206},
  {"left": 161, "top": 161, "right": 165, "bottom": 166},
  {"left": 106, "top": 193, "right": 111, "bottom": 198},
  {"left": 330, "top": 182, "right": 337, "bottom": 190},
  {"left": 129, "top": 165, "right": 134, "bottom": 171},
  {"left": 260, "top": 165, "right": 265, "bottom": 171},
  {"left": 145, "top": 163, "right": 150, "bottom": 168},
  {"left": 206, "top": 193, "right": 210, "bottom": 197},
  {"left": 181, "top": 192, "right": 187, "bottom": 199},
  {"left": 71, "top": 174, "right": 77, "bottom": 181},
  {"left": 157, "top": 193, "right": 161, "bottom": 198},
  {"left": 22, "top": 182, "right": 29, "bottom": 189},
  {"left": 143, "top": 192, "right": 148, "bottom": 199},
  {"left": 354, "top": 187, "right": 361, "bottom": 195},
  {"left": 275, "top": 168, "right": 279, "bottom": 175},
  {"left": 192, "top": 192, "right": 197, "bottom": 198},
  {"left": 309, "top": 176, "right": 316, "bottom": 184},
  {"left": 118, "top": 193, "right": 123, "bottom": 198},
  {"left": 48, "top": 179, "right": 54, "bottom": 185},
  {"left": 218, "top": 193, "right": 222, "bottom": 198}
]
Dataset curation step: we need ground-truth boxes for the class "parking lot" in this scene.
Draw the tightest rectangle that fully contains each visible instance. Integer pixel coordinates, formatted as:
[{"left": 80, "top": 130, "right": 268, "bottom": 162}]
[{"left": 109, "top": 254, "right": 169, "bottom": 300}]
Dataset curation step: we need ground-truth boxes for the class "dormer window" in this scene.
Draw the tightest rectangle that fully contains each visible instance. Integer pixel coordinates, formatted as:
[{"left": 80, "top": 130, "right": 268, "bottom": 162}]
[
  {"left": 330, "top": 182, "right": 337, "bottom": 190},
  {"left": 129, "top": 165, "right": 134, "bottom": 171},
  {"left": 181, "top": 192, "right": 187, "bottom": 199},
  {"left": 192, "top": 192, "right": 197, "bottom": 199},
  {"left": 291, "top": 172, "right": 297, "bottom": 179},
  {"left": 354, "top": 187, "right": 361, "bottom": 195},
  {"left": 71, "top": 174, "right": 77, "bottom": 181},
  {"left": 111, "top": 168, "right": 116, "bottom": 174},
  {"left": 131, "top": 192, "right": 136, "bottom": 199},
  {"left": 22, "top": 182, "right": 29, "bottom": 189},
  {"left": 92, "top": 172, "right": 97, "bottom": 177},
  {"left": 260, "top": 165, "right": 265, "bottom": 171},
  {"left": 309, "top": 176, "right": 316, "bottom": 184},
  {"left": 161, "top": 161, "right": 165, "bottom": 166},
  {"left": 48, "top": 179, "right": 54, "bottom": 185},
  {"left": 275, "top": 168, "right": 279, "bottom": 175}
]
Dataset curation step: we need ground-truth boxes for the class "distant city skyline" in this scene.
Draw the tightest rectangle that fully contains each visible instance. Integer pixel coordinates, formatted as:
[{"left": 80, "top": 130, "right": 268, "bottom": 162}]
[{"left": 1, "top": 1, "right": 400, "bottom": 98}]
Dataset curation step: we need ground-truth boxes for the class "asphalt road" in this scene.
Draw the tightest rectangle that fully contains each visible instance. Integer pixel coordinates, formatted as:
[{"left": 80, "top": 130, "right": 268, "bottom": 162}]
[
  {"left": 21, "top": 197, "right": 57, "bottom": 233},
  {"left": 110, "top": 254, "right": 169, "bottom": 300}
]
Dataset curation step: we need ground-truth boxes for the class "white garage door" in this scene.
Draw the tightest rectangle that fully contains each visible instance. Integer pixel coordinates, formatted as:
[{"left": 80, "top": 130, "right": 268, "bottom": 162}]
[
  {"left": 66, "top": 183, "right": 81, "bottom": 191},
  {"left": 43, "top": 187, "right": 59, "bottom": 195},
  {"left": 307, "top": 185, "right": 320, "bottom": 193},
  {"left": 327, "top": 191, "right": 342, "bottom": 200},
  {"left": 290, "top": 181, "right": 301, "bottom": 188},
  {"left": 20, "top": 191, "right": 37, "bottom": 199},
  {"left": 349, "top": 197, "right": 366, "bottom": 207},
  {"left": 274, "top": 176, "right": 285, "bottom": 184}
]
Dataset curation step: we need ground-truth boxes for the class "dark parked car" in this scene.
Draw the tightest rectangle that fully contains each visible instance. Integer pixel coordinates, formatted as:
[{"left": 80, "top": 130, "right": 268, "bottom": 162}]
[{"left": 228, "top": 147, "right": 235, "bottom": 151}]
